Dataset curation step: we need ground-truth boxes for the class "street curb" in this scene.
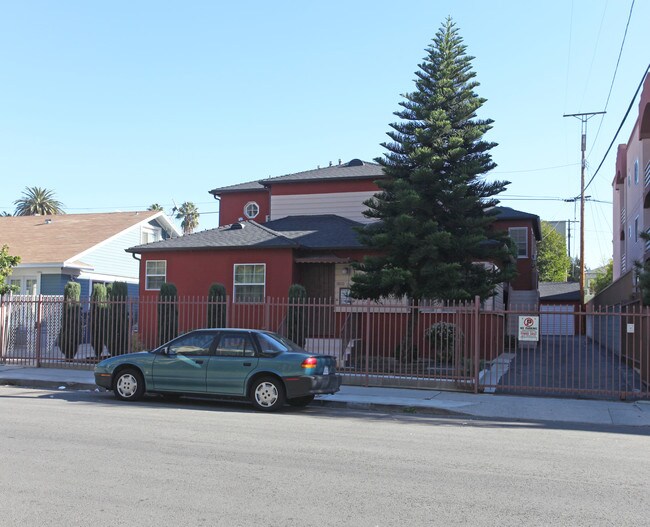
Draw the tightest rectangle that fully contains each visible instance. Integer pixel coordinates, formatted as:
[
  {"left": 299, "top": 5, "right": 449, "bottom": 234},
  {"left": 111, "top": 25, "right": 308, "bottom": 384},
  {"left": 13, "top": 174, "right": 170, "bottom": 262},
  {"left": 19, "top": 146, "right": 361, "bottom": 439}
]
[
  {"left": 0, "top": 379, "right": 99, "bottom": 392},
  {"left": 311, "top": 398, "right": 467, "bottom": 417}
]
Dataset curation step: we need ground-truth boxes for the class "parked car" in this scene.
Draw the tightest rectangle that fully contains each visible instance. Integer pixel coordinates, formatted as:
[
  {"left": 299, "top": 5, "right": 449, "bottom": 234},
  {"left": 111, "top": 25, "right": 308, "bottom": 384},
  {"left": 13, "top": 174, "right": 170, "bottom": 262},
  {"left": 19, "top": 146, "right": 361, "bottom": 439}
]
[{"left": 94, "top": 328, "right": 341, "bottom": 411}]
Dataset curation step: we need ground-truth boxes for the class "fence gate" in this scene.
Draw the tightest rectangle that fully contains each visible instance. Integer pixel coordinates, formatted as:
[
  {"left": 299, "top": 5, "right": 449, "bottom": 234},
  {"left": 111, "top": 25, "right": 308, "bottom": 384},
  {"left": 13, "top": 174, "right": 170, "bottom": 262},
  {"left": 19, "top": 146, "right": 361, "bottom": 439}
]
[{"left": 479, "top": 305, "right": 650, "bottom": 399}]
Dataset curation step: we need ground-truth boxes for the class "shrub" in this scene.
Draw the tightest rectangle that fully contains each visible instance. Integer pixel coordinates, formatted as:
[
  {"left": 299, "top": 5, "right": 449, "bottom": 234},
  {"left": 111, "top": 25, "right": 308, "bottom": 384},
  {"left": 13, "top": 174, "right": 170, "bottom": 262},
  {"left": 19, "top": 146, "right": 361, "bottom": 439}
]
[
  {"left": 287, "top": 284, "right": 307, "bottom": 346},
  {"left": 107, "top": 281, "right": 130, "bottom": 356},
  {"left": 425, "top": 322, "right": 463, "bottom": 364},
  {"left": 90, "top": 283, "right": 108, "bottom": 358},
  {"left": 158, "top": 282, "right": 178, "bottom": 345},
  {"left": 207, "top": 282, "right": 227, "bottom": 328},
  {"left": 59, "top": 281, "right": 82, "bottom": 360}
]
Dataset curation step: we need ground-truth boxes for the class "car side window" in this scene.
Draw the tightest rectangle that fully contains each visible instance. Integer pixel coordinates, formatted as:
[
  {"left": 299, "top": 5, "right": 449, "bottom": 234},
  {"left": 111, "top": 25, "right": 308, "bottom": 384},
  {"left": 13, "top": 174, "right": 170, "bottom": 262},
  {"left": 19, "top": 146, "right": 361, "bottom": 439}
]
[
  {"left": 256, "top": 333, "right": 290, "bottom": 353},
  {"left": 168, "top": 333, "right": 215, "bottom": 356},
  {"left": 215, "top": 333, "right": 256, "bottom": 357}
]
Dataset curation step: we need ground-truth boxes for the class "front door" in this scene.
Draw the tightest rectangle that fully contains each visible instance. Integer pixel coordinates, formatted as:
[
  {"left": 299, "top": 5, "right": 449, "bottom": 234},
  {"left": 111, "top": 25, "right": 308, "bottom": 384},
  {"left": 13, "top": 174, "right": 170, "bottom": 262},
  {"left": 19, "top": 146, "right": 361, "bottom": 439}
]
[
  {"left": 206, "top": 331, "right": 259, "bottom": 395},
  {"left": 152, "top": 331, "right": 215, "bottom": 393},
  {"left": 298, "top": 264, "right": 335, "bottom": 337}
]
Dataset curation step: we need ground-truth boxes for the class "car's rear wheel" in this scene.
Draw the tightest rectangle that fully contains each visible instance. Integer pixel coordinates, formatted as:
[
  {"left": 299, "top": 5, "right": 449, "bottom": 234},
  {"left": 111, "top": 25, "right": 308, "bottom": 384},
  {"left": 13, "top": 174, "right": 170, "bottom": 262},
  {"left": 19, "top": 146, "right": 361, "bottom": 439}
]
[
  {"left": 287, "top": 395, "right": 315, "bottom": 407},
  {"left": 251, "top": 377, "right": 285, "bottom": 412},
  {"left": 114, "top": 368, "right": 145, "bottom": 402}
]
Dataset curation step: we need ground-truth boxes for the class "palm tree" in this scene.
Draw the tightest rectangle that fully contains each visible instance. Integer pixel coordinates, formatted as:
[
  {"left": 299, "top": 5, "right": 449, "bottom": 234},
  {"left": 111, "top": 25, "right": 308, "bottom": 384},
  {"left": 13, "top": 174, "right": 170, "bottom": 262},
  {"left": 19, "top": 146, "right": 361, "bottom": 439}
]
[
  {"left": 148, "top": 203, "right": 163, "bottom": 211},
  {"left": 175, "top": 202, "right": 199, "bottom": 234},
  {"left": 14, "top": 187, "right": 65, "bottom": 216}
]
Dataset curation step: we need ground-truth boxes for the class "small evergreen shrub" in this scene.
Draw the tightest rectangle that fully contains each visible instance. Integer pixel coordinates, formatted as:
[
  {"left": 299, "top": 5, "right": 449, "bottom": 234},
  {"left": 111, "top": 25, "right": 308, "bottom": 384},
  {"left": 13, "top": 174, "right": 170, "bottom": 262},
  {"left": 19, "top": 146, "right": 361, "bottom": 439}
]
[
  {"left": 90, "top": 283, "right": 108, "bottom": 358},
  {"left": 158, "top": 282, "right": 178, "bottom": 345},
  {"left": 207, "top": 282, "right": 227, "bottom": 328},
  {"left": 425, "top": 322, "right": 463, "bottom": 364},
  {"left": 59, "top": 281, "right": 82, "bottom": 360},
  {"left": 287, "top": 284, "right": 307, "bottom": 346}
]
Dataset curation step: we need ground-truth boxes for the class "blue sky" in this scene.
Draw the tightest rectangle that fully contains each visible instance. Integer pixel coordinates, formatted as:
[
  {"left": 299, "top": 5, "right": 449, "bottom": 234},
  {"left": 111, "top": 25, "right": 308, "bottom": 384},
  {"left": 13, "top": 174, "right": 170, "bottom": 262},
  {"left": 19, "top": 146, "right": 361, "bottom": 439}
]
[{"left": 1, "top": 0, "right": 648, "bottom": 268}]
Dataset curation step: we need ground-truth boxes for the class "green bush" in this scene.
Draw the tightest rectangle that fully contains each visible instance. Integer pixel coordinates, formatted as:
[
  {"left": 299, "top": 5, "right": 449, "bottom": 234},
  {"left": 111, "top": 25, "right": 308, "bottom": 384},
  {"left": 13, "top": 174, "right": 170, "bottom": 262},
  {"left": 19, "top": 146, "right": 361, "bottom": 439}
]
[
  {"left": 287, "top": 284, "right": 307, "bottom": 346},
  {"left": 425, "top": 322, "right": 463, "bottom": 364},
  {"left": 207, "top": 282, "right": 227, "bottom": 328},
  {"left": 107, "top": 281, "right": 130, "bottom": 356},
  {"left": 158, "top": 282, "right": 178, "bottom": 345},
  {"left": 59, "top": 282, "right": 82, "bottom": 360},
  {"left": 90, "top": 283, "right": 108, "bottom": 358}
]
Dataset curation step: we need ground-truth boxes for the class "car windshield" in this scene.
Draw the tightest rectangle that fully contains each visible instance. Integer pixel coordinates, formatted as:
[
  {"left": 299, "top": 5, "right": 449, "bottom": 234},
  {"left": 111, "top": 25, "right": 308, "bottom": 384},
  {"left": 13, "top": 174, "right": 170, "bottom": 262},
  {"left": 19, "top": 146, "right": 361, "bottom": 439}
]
[{"left": 257, "top": 332, "right": 305, "bottom": 353}]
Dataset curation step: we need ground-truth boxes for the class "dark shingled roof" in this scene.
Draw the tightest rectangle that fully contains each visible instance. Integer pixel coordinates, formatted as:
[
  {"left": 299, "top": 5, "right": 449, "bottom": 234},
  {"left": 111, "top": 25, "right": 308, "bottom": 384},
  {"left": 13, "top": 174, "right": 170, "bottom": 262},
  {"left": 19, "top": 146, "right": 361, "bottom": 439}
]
[
  {"left": 127, "top": 215, "right": 365, "bottom": 253},
  {"left": 539, "top": 282, "right": 581, "bottom": 302},
  {"left": 209, "top": 159, "right": 383, "bottom": 195}
]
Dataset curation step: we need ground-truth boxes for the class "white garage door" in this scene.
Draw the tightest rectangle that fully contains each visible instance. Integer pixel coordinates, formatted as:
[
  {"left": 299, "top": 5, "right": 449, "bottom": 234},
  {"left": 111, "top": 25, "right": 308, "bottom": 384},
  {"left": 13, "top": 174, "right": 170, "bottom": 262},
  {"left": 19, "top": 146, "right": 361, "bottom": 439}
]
[{"left": 540, "top": 304, "right": 575, "bottom": 336}]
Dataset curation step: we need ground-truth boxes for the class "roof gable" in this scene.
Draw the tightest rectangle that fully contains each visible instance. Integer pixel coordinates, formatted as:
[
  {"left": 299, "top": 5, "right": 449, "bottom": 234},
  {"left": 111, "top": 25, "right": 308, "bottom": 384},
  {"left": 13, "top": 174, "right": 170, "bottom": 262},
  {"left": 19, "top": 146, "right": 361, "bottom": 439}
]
[
  {"left": 209, "top": 158, "right": 383, "bottom": 196},
  {"left": 0, "top": 211, "right": 171, "bottom": 265}
]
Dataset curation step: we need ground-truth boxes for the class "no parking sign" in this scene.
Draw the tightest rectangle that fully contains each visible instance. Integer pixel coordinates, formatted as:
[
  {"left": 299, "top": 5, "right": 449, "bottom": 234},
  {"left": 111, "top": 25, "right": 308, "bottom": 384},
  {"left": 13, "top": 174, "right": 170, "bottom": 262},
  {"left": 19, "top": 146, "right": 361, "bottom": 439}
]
[{"left": 518, "top": 316, "right": 539, "bottom": 342}]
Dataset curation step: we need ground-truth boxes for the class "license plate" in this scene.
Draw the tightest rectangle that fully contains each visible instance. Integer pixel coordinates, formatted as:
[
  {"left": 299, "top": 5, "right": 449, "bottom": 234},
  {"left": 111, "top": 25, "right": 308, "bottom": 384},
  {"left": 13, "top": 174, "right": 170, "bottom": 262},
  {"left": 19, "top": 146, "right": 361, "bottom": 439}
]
[{"left": 323, "top": 366, "right": 329, "bottom": 375}]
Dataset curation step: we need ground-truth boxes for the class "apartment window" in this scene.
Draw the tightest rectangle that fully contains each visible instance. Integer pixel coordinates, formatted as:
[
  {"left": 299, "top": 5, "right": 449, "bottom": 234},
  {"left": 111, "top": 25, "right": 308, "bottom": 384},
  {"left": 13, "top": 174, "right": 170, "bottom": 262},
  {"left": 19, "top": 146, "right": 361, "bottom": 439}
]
[
  {"left": 244, "top": 201, "right": 260, "bottom": 219},
  {"left": 233, "top": 264, "right": 265, "bottom": 302},
  {"left": 508, "top": 227, "right": 528, "bottom": 258},
  {"left": 635, "top": 217, "right": 639, "bottom": 243},
  {"left": 634, "top": 159, "right": 639, "bottom": 185},
  {"left": 145, "top": 260, "right": 166, "bottom": 291}
]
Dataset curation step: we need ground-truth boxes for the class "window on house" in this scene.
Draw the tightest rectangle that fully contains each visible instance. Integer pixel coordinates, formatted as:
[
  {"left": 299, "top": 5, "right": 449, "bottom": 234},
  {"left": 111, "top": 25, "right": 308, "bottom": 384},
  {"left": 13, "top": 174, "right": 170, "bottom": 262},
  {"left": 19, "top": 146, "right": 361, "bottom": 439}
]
[
  {"left": 635, "top": 217, "right": 639, "bottom": 243},
  {"left": 634, "top": 159, "right": 639, "bottom": 185},
  {"left": 145, "top": 260, "right": 166, "bottom": 290},
  {"left": 233, "top": 264, "right": 265, "bottom": 302},
  {"left": 508, "top": 227, "right": 528, "bottom": 258},
  {"left": 141, "top": 226, "right": 162, "bottom": 244},
  {"left": 244, "top": 202, "right": 260, "bottom": 219}
]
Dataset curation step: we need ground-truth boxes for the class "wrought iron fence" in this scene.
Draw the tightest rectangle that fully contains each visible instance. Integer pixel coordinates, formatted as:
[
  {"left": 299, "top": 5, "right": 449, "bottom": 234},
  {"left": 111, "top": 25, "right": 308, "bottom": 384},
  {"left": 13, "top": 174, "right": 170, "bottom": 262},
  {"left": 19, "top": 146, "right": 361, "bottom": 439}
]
[{"left": 1, "top": 294, "right": 648, "bottom": 400}]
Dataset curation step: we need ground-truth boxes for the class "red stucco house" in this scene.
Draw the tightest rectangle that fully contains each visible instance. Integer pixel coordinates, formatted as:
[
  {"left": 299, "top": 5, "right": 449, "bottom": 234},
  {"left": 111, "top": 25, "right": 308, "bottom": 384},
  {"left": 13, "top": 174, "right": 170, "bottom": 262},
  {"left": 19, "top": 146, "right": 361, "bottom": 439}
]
[{"left": 128, "top": 158, "right": 541, "bottom": 309}]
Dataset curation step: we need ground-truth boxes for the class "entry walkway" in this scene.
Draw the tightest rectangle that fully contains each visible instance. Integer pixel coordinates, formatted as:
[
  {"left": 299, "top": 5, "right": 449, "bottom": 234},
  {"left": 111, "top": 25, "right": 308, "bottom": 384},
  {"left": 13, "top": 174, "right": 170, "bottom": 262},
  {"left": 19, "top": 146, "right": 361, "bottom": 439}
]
[{"left": 1, "top": 364, "right": 650, "bottom": 427}]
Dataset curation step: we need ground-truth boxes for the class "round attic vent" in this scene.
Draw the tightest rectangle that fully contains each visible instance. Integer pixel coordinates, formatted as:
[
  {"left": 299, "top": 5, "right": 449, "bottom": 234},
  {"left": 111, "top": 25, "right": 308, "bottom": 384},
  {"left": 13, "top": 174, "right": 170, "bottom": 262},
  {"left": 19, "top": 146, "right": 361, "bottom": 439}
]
[{"left": 347, "top": 158, "right": 364, "bottom": 167}]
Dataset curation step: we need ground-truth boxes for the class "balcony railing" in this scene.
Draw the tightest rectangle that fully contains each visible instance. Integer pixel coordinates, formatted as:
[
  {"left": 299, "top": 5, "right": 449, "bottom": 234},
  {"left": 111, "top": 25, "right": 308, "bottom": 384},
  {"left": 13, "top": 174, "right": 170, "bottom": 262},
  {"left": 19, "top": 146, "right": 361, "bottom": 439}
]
[{"left": 645, "top": 160, "right": 650, "bottom": 187}]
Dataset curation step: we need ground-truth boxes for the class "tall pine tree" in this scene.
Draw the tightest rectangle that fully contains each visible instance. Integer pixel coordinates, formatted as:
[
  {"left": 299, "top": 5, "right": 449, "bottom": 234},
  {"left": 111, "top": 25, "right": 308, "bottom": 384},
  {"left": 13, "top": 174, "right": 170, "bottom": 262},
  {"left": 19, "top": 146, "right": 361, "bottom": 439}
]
[{"left": 351, "top": 18, "right": 516, "bottom": 302}]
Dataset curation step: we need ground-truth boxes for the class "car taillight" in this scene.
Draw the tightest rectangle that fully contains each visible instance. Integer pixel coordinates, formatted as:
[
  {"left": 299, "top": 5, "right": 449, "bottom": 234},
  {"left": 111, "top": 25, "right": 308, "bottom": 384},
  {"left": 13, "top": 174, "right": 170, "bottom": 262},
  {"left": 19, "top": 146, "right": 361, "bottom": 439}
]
[{"left": 301, "top": 357, "right": 318, "bottom": 368}]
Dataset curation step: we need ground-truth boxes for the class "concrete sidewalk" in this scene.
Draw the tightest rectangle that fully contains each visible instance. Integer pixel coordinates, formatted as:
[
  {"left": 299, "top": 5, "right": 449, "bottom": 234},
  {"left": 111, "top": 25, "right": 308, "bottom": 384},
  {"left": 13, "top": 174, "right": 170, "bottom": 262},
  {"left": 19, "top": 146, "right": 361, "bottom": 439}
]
[{"left": 2, "top": 364, "right": 650, "bottom": 427}]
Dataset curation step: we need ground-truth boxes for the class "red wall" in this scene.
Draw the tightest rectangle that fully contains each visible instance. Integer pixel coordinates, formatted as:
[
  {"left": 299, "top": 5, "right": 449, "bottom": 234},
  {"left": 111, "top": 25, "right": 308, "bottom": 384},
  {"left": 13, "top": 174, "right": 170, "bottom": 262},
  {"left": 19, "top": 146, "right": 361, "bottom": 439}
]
[
  {"left": 139, "top": 248, "right": 295, "bottom": 299},
  {"left": 493, "top": 220, "right": 538, "bottom": 291},
  {"left": 218, "top": 190, "right": 270, "bottom": 226}
]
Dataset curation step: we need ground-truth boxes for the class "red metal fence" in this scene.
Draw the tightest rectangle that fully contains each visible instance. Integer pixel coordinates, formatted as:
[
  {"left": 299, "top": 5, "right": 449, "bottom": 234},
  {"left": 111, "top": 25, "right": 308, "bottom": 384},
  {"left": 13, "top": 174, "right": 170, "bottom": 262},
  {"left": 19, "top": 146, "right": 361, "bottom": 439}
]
[{"left": 1, "top": 294, "right": 648, "bottom": 400}]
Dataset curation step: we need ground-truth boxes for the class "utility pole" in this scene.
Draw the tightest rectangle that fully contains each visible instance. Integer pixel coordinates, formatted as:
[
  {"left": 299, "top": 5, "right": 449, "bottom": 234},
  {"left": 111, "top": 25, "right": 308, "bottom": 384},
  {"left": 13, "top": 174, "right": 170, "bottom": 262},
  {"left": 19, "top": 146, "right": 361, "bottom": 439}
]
[{"left": 563, "top": 111, "right": 605, "bottom": 304}]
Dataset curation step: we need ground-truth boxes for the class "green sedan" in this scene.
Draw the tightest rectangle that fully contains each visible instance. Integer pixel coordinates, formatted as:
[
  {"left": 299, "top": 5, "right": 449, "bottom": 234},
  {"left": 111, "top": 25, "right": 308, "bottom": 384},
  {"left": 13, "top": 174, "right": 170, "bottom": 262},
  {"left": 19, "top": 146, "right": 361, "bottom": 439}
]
[{"left": 94, "top": 329, "right": 341, "bottom": 411}]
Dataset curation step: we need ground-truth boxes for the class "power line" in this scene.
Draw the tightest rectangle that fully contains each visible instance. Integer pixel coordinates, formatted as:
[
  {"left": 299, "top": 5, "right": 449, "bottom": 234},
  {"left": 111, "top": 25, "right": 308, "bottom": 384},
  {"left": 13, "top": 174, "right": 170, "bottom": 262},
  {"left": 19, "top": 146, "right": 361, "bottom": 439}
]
[
  {"left": 588, "top": 0, "right": 636, "bottom": 157},
  {"left": 584, "top": 63, "right": 650, "bottom": 192}
]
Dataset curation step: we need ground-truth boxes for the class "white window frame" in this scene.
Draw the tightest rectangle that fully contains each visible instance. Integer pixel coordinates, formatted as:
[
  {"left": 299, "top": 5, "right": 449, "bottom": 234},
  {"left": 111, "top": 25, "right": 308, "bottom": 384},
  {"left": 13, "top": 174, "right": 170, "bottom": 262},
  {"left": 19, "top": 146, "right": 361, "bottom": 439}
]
[
  {"left": 233, "top": 263, "right": 266, "bottom": 303},
  {"left": 508, "top": 227, "right": 528, "bottom": 258},
  {"left": 244, "top": 201, "right": 260, "bottom": 219},
  {"left": 141, "top": 225, "right": 162, "bottom": 245},
  {"left": 145, "top": 260, "right": 167, "bottom": 291},
  {"left": 9, "top": 276, "right": 39, "bottom": 295}
]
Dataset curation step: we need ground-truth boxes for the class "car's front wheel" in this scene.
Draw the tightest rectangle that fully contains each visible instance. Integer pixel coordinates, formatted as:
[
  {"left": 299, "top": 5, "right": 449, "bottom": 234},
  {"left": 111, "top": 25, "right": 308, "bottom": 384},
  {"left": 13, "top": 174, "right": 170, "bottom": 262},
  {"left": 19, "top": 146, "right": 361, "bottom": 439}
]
[
  {"left": 114, "top": 368, "right": 145, "bottom": 402},
  {"left": 251, "top": 377, "right": 285, "bottom": 412},
  {"left": 287, "top": 395, "right": 315, "bottom": 407}
]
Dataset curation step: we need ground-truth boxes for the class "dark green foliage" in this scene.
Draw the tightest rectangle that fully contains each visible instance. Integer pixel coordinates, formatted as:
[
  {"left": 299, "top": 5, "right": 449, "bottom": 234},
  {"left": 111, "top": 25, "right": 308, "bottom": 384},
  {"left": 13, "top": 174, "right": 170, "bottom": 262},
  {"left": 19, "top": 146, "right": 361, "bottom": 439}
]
[
  {"left": 107, "top": 281, "right": 130, "bottom": 356},
  {"left": 591, "top": 260, "right": 613, "bottom": 295},
  {"left": 207, "top": 283, "right": 227, "bottom": 328},
  {"left": 90, "top": 284, "right": 108, "bottom": 358},
  {"left": 635, "top": 233, "right": 650, "bottom": 305},
  {"left": 351, "top": 18, "right": 516, "bottom": 302},
  {"left": 158, "top": 283, "right": 178, "bottom": 345},
  {"left": 59, "top": 282, "right": 82, "bottom": 360},
  {"left": 0, "top": 244, "right": 21, "bottom": 295},
  {"left": 287, "top": 284, "right": 307, "bottom": 346}
]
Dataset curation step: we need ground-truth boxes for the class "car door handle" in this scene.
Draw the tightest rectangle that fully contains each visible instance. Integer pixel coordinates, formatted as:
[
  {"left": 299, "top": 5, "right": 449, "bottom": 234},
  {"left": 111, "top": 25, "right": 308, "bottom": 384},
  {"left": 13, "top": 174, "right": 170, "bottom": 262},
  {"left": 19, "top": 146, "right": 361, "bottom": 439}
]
[
  {"left": 243, "top": 362, "right": 252, "bottom": 366},
  {"left": 194, "top": 360, "right": 204, "bottom": 365}
]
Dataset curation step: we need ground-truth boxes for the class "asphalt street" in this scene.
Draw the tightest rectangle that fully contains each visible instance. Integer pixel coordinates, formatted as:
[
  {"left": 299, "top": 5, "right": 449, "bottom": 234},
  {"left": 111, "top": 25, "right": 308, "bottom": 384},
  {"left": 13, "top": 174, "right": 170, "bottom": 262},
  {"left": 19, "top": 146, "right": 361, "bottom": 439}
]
[{"left": 1, "top": 386, "right": 649, "bottom": 526}]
